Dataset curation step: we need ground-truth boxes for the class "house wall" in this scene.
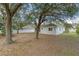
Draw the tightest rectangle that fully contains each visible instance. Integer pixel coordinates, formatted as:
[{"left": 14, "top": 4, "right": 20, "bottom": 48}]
[{"left": 40, "top": 26, "right": 65, "bottom": 35}]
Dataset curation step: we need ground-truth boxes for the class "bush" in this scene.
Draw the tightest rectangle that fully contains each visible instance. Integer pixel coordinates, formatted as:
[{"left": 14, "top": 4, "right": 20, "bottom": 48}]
[
  {"left": 0, "top": 23, "right": 5, "bottom": 35},
  {"left": 76, "top": 26, "right": 79, "bottom": 34}
]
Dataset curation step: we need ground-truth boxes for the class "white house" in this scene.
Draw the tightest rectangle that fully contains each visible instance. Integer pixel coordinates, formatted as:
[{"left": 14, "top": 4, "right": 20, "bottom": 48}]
[{"left": 40, "top": 22, "right": 65, "bottom": 35}]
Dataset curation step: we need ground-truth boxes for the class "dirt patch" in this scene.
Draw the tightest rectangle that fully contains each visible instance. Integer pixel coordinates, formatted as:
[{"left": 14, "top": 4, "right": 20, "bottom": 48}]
[{"left": 0, "top": 33, "right": 79, "bottom": 56}]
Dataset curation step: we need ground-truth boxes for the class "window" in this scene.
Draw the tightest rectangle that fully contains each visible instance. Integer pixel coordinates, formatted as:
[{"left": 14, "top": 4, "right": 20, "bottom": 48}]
[{"left": 48, "top": 27, "right": 52, "bottom": 31}]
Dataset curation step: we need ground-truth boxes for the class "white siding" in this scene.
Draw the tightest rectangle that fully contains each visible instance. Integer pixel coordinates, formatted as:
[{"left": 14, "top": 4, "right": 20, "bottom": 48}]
[{"left": 40, "top": 26, "right": 65, "bottom": 35}]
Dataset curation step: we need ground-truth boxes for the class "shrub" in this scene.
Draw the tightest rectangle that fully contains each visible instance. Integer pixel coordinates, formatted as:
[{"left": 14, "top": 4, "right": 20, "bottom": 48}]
[
  {"left": 0, "top": 23, "right": 5, "bottom": 35},
  {"left": 76, "top": 26, "right": 79, "bottom": 34}
]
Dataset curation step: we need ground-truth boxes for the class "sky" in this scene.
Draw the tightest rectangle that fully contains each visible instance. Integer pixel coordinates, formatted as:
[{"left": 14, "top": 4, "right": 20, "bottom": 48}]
[
  {"left": 67, "top": 11, "right": 79, "bottom": 24},
  {"left": 66, "top": 4, "right": 79, "bottom": 24}
]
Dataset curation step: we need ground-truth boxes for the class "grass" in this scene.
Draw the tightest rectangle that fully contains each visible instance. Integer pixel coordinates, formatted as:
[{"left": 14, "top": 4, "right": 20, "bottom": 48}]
[
  {"left": 61, "top": 49, "right": 77, "bottom": 56},
  {"left": 61, "top": 32, "right": 78, "bottom": 36},
  {"left": 61, "top": 32, "right": 79, "bottom": 39},
  {"left": 0, "top": 32, "right": 79, "bottom": 55},
  {"left": 60, "top": 32, "right": 79, "bottom": 42}
]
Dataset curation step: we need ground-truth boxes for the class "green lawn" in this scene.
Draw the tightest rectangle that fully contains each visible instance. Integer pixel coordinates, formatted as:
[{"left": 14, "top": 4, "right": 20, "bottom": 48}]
[{"left": 61, "top": 32, "right": 79, "bottom": 37}]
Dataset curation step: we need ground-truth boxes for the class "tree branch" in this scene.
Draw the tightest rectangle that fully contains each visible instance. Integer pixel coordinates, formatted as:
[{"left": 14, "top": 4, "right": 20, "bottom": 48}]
[
  {"left": 2, "top": 3, "right": 11, "bottom": 16},
  {"left": 11, "top": 3, "right": 23, "bottom": 17}
]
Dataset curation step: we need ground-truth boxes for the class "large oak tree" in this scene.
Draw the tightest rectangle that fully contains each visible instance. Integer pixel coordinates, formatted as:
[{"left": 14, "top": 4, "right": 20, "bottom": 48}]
[
  {"left": 2, "top": 3, "right": 22, "bottom": 44},
  {"left": 29, "top": 3, "right": 78, "bottom": 39}
]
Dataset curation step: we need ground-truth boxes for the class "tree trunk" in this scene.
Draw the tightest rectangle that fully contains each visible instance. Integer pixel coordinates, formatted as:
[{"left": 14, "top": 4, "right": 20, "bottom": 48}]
[
  {"left": 17, "top": 29, "right": 19, "bottom": 34},
  {"left": 35, "top": 14, "right": 42, "bottom": 39},
  {"left": 5, "top": 15, "right": 14, "bottom": 44},
  {"left": 35, "top": 25, "right": 40, "bottom": 39}
]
